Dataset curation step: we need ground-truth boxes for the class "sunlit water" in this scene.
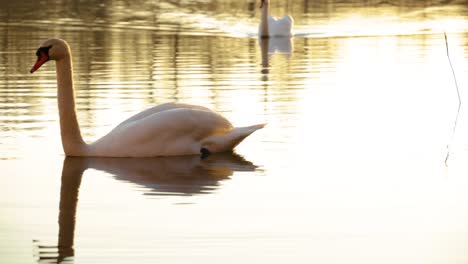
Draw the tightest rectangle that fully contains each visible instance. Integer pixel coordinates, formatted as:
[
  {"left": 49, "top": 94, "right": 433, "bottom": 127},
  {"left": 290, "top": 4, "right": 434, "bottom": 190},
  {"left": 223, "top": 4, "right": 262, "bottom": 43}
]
[{"left": 1, "top": 0, "right": 468, "bottom": 263}]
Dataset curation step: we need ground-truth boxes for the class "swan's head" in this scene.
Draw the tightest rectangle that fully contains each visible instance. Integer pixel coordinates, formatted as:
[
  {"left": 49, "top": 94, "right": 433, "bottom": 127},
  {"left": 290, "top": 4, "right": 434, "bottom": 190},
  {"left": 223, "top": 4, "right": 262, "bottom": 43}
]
[
  {"left": 259, "top": 0, "right": 269, "bottom": 8},
  {"left": 30, "top": 38, "right": 70, "bottom": 73}
]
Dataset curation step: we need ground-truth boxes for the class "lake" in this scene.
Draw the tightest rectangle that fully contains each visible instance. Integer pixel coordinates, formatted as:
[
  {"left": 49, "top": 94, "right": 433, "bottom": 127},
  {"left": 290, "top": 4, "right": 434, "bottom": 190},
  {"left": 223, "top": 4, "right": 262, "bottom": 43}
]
[{"left": 1, "top": 0, "right": 468, "bottom": 263}]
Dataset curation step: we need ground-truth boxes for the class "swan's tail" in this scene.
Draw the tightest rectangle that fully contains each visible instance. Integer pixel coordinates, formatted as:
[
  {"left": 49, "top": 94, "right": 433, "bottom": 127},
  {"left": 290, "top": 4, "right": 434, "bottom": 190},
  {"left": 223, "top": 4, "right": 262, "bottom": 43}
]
[{"left": 201, "top": 124, "right": 265, "bottom": 153}]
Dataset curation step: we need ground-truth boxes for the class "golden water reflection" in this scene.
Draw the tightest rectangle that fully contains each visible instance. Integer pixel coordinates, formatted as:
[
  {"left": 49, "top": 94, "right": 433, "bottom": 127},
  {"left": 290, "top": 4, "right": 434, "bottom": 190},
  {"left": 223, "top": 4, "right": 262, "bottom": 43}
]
[
  {"left": 0, "top": 0, "right": 466, "bottom": 36},
  {"left": 32, "top": 153, "right": 256, "bottom": 263},
  {"left": 0, "top": 0, "right": 468, "bottom": 263}
]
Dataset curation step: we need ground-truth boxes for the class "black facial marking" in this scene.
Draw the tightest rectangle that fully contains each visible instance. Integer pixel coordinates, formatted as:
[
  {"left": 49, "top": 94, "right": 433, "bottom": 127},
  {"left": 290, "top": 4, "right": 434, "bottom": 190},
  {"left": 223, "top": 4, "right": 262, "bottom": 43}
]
[
  {"left": 200, "top": 148, "right": 211, "bottom": 160},
  {"left": 36, "top": 45, "right": 52, "bottom": 57}
]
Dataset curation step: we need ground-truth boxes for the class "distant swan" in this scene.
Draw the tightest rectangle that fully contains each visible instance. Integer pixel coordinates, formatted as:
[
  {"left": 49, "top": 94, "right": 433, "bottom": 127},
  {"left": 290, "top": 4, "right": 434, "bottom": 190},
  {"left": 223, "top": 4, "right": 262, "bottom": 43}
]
[
  {"left": 30, "top": 38, "right": 264, "bottom": 157},
  {"left": 258, "top": 0, "right": 294, "bottom": 37}
]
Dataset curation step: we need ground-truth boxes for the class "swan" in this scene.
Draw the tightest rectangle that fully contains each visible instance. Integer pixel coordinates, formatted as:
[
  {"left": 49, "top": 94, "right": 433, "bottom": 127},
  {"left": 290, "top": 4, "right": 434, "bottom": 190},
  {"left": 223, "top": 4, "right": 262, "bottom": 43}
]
[
  {"left": 258, "top": 0, "right": 294, "bottom": 38},
  {"left": 30, "top": 38, "right": 265, "bottom": 157}
]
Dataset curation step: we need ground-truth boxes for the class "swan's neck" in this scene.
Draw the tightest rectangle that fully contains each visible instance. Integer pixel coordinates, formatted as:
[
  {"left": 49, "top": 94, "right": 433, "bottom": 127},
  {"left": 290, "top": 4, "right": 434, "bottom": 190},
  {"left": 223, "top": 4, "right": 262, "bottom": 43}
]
[
  {"left": 260, "top": 2, "right": 269, "bottom": 37},
  {"left": 56, "top": 53, "right": 87, "bottom": 156}
]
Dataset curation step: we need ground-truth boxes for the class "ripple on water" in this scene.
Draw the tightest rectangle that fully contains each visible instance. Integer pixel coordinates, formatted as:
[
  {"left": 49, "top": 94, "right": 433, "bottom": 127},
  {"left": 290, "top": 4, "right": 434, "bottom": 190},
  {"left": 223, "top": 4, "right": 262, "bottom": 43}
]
[{"left": 0, "top": 1, "right": 468, "bottom": 264}]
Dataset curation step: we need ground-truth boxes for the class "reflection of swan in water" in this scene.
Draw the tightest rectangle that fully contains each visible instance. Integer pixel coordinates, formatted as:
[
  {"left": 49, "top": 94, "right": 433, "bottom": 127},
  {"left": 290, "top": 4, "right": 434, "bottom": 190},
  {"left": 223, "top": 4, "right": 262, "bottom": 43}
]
[
  {"left": 86, "top": 153, "right": 257, "bottom": 196},
  {"left": 33, "top": 154, "right": 258, "bottom": 262},
  {"left": 259, "top": 37, "right": 293, "bottom": 70},
  {"left": 33, "top": 158, "right": 84, "bottom": 264}
]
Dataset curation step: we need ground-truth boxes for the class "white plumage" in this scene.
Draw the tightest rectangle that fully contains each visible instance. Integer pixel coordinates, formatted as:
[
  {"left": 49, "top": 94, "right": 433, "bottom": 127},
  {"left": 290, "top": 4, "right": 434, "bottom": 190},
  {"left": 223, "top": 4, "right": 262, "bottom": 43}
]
[
  {"left": 30, "top": 39, "right": 264, "bottom": 157},
  {"left": 258, "top": 0, "right": 294, "bottom": 37}
]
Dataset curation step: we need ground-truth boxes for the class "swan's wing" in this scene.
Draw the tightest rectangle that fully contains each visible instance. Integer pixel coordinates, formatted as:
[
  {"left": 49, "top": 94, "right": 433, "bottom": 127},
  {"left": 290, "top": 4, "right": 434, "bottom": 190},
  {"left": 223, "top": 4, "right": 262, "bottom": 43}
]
[
  {"left": 268, "top": 15, "right": 294, "bottom": 37},
  {"left": 90, "top": 108, "right": 235, "bottom": 157},
  {"left": 280, "top": 15, "right": 294, "bottom": 25},
  {"left": 116, "top": 103, "right": 211, "bottom": 128}
]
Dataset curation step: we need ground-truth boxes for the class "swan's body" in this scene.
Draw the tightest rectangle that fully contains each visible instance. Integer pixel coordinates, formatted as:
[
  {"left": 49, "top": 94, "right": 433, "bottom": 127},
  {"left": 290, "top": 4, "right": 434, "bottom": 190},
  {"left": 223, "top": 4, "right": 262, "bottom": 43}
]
[
  {"left": 258, "top": 0, "right": 294, "bottom": 38},
  {"left": 30, "top": 39, "right": 264, "bottom": 157}
]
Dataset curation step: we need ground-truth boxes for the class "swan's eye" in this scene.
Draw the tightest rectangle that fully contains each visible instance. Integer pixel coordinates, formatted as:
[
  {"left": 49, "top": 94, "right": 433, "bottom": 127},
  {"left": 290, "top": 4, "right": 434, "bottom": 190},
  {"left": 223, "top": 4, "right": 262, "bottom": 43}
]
[
  {"left": 36, "top": 45, "right": 52, "bottom": 57},
  {"left": 31, "top": 45, "right": 53, "bottom": 73}
]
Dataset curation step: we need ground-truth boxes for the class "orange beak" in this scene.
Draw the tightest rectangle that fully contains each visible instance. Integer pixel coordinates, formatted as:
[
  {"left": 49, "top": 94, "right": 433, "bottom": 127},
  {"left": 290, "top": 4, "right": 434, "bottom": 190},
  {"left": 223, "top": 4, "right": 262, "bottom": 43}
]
[{"left": 30, "top": 52, "right": 49, "bottom": 73}]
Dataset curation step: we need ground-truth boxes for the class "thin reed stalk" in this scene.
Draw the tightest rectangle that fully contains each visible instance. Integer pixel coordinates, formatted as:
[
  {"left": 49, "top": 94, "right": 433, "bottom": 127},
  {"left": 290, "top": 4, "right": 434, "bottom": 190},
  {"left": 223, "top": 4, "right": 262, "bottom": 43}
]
[{"left": 444, "top": 32, "right": 462, "bottom": 166}]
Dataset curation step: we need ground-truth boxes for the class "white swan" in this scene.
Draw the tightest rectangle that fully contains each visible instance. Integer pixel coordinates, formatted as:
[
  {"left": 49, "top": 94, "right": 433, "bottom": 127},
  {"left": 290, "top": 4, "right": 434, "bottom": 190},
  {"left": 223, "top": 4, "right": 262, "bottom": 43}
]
[
  {"left": 30, "top": 38, "right": 264, "bottom": 157},
  {"left": 258, "top": 0, "right": 294, "bottom": 38}
]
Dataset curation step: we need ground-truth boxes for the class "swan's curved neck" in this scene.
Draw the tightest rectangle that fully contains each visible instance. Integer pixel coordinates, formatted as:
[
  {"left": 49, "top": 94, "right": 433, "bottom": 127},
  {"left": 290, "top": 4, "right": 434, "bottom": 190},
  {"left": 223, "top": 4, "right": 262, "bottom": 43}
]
[
  {"left": 56, "top": 52, "right": 87, "bottom": 156},
  {"left": 260, "top": 2, "right": 269, "bottom": 37}
]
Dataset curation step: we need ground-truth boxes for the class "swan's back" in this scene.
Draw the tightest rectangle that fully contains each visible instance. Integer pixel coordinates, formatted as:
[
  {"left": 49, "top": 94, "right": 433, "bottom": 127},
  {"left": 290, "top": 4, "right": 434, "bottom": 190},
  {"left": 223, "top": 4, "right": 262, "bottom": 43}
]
[
  {"left": 268, "top": 15, "right": 294, "bottom": 37},
  {"left": 88, "top": 105, "right": 264, "bottom": 157}
]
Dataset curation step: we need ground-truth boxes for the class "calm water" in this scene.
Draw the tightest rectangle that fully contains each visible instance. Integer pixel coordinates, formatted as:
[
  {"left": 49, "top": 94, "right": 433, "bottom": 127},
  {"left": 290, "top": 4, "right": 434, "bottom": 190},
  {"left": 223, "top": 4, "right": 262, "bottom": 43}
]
[{"left": 1, "top": 0, "right": 468, "bottom": 263}]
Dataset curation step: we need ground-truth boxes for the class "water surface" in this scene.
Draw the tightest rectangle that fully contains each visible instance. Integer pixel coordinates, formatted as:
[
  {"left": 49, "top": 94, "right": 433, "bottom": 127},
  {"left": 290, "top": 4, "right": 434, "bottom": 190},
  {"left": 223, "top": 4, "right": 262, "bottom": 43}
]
[{"left": 1, "top": 0, "right": 468, "bottom": 263}]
